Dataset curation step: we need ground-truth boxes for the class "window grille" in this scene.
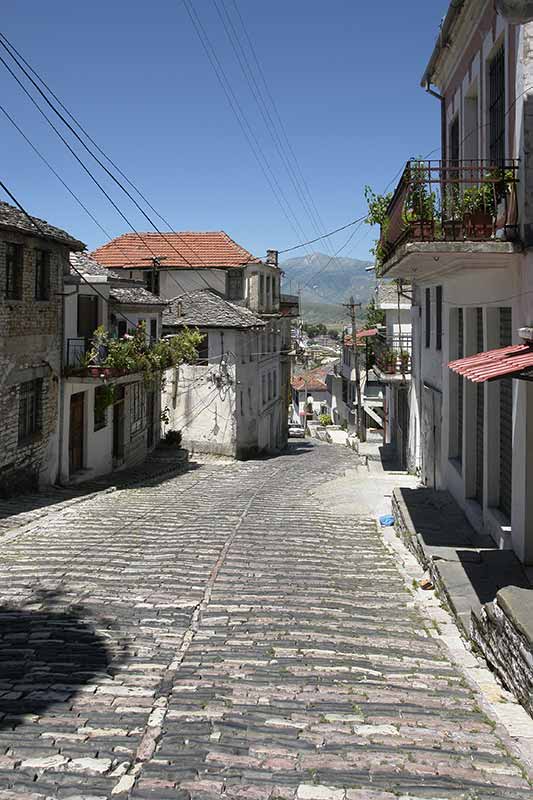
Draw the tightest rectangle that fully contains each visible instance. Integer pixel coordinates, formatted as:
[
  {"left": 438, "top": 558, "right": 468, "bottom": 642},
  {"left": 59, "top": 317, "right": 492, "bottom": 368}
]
[
  {"left": 130, "top": 382, "right": 145, "bottom": 435},
  {"left": 489, "top": 46, "right": 505, "bottom": 164},
  {"left": 5, "top": 242, "right": 23, "bottom": 300},
  {"left": 436, "top": 286, "right": 443, "bottom": 351},
  {"left": 18, "top": 379, "right": 42, "bottom": 443},
  {"left": 35, "top": 250, "right": 50, "bottom": 300},
  {"left": 425, "top": 288, "right": 431, "bottom": 348}
]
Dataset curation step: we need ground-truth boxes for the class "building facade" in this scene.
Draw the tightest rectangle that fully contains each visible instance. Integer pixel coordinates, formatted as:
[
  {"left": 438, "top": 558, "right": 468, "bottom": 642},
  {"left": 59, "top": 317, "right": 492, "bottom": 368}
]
[
  {"left": 61, "top": 253, "right": 166, "bottom": 483},
  {"left": 93, "top": 232, "right": 290, "bottom": 458},
  {"left": 0, "top": 202, "right": 84, "bottom": 495},
  {"left": 162, "top": 289, "right": 284, "bottom": 458},
  {"left": 380, "top": 0, "right": 533, "bottom": 563}
]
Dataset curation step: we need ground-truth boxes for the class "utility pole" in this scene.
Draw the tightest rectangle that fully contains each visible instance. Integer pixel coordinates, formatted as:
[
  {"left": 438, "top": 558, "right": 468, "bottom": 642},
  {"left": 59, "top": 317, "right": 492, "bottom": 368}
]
[
  {"left": 344, "top": 296, "right": 366, "bottom": 442},
  {"left": 141, "top": 255, "right": 167, "bottom": 294}
]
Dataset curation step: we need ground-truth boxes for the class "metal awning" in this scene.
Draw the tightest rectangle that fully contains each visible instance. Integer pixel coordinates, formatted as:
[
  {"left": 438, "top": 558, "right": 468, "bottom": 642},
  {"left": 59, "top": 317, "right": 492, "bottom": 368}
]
[{"left": 448, "top": 343, "right": 533, "bottom": 383}]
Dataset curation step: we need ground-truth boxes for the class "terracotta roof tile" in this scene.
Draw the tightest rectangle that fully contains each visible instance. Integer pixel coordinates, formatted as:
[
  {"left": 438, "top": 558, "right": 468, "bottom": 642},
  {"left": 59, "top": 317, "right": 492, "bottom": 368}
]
[{"left": 91, "top": 231, "right": 261, "bottom": 270}]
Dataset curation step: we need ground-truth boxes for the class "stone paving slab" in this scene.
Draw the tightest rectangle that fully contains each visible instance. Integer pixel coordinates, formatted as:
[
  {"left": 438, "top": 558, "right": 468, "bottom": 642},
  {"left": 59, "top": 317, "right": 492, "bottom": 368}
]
[{"left": 0, "top": 443, "right": 530, "bottom": 798}]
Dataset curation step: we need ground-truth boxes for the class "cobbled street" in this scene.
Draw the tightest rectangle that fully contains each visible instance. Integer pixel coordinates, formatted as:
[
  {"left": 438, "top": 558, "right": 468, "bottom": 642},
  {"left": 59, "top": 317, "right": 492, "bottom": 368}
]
[{"left": 0, "top": 442, "right": 531, "bottom": 800}]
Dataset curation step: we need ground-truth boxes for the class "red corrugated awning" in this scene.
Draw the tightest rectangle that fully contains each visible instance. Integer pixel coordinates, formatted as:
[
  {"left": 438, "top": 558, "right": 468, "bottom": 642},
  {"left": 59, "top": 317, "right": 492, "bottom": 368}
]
[
  {"left": 357, "top": 327, "right": 379, "bottom": 339},
  {"left": 448, "top": 343, "right": 533, "bottom": 383}
]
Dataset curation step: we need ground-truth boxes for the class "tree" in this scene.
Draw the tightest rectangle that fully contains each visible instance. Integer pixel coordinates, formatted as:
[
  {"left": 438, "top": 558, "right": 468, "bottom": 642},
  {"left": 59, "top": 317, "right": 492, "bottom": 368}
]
[{"left": 364, "top": 297, "right": 385, "bottom": 329}]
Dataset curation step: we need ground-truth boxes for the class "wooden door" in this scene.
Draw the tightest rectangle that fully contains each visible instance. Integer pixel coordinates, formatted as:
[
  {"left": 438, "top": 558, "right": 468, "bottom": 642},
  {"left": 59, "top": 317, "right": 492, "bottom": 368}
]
[{"left": 69, "top": 393, "right": 84, "bottom": 474}]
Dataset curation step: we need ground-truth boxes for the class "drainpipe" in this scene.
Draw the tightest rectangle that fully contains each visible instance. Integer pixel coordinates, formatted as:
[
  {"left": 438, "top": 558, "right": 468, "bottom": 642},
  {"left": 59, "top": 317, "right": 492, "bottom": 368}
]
[{"left": 424, "top": 81, "right": 447, "bottom": 165}]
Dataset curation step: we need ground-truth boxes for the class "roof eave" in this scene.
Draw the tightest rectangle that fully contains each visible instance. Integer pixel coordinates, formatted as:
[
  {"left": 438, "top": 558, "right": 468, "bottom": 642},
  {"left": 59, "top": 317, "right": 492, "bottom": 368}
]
[{"left": 421, "top": 0, "right": 466, "bottom": 89}]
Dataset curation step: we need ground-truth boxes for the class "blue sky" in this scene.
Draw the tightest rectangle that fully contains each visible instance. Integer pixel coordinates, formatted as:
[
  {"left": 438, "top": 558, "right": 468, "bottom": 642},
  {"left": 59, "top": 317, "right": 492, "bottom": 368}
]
[{"left": 1, "top": 0, "right": 448, "bottom": 263}]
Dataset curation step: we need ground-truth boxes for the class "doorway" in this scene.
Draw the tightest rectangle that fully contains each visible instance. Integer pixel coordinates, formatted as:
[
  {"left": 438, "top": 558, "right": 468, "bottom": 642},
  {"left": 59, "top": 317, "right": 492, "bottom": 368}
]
[
  {"left": 113, "top": 385, "right": 125, "bottom": 463},
  {"left": 69, "top": 392, "right": 85, "bottom": 474}
]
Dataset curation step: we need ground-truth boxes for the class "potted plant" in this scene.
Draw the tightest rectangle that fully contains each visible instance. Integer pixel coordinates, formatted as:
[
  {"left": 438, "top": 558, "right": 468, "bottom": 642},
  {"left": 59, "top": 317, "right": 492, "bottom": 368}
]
[
  {"left": 383, "top": 349, "right": 397, "bottom": 374},
  {"left": 462, "top": 181, "right": 495, "bottom": 239},
  {"left": 403, "top": 161, "right": 438, "bottom": 241},
  {"left": 399, "top": 350, "right": 410, "bottom": 372}
]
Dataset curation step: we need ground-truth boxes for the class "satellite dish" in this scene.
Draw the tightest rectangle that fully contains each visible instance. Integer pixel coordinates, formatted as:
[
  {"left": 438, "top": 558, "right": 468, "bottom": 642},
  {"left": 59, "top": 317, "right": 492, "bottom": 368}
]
[{"left": 495, "top": 0, "right": 533, "bottom": 23}]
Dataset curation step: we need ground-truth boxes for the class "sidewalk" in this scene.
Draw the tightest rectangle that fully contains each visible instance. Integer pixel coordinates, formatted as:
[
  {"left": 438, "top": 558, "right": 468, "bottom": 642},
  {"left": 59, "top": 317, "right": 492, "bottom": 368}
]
[{"left": 393, "top": 484, "right": 533, "bottom": 719}]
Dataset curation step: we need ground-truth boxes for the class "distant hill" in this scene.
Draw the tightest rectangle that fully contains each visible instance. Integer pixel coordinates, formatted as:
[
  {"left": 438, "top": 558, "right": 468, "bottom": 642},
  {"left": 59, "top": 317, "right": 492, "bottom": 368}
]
[{"left": 280, "top": 251, "right": 375, "bottom": 306}]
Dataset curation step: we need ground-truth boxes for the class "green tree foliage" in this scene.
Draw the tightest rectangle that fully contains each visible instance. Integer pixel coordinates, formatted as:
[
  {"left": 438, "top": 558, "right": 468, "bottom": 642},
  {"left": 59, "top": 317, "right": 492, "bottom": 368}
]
[{"left": 364, "top": 297, "right": 385, "bottom": 329}]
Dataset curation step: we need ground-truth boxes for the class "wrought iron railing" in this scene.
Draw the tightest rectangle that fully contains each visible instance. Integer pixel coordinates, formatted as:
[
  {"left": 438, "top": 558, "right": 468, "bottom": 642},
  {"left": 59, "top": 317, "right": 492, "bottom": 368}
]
[
  {"left": 381, "top": 159, "right": 519, "bottom": 264},
  {"left": 374, "top": 333, "right": 412, "bottom": 376},
  {"left": 66, "top": 337, "right": 90, "bottom": 368}
]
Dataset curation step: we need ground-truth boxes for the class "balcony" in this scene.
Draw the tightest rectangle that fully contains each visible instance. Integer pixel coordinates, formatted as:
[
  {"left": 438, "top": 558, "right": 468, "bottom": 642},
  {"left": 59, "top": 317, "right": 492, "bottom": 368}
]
[
  {"left": 373, "top": 333, "right": 412, "bottom": 381},
  {"left": 380, "top": 159, "right": 521, "bottom": 277},
  {"left": 66, "top": 337, "right": 90, "bottom": 369}
]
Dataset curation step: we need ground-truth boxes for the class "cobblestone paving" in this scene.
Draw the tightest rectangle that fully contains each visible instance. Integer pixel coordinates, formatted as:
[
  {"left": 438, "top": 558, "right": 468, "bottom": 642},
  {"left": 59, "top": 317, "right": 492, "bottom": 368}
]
[{"left": 0, "top": 442, "right": 531, "bottom": 800}]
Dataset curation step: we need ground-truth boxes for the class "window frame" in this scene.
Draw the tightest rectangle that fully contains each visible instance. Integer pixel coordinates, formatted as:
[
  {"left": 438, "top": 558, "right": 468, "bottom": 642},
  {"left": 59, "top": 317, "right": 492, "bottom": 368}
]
[
  {"left": 18, "top": 379, "right": 42, "bottom": 444},
  {"left": 227, "top": 269, "right": 244, "bottom": 300},
  {"left": 5, "top": 242, "right": 23, "bottom": 301},
  {"left": 130, "top": 382, "right": 145, "bottom": 436},
  {"left": 425, "top": 288, "right": 431, "bottom": 349},
  {"left": 35, "top": 249, "right": 51, "bottom": 301}
]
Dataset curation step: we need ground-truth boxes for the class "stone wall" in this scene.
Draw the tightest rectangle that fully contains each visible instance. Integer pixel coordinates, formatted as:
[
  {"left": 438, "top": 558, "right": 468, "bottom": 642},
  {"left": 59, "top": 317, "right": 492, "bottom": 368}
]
[
  {"left": 472, "top": 587, "right": 533, "bottom": 718},
  {"left": 0, "top": 234, "right": 68, "bottom": 493}
]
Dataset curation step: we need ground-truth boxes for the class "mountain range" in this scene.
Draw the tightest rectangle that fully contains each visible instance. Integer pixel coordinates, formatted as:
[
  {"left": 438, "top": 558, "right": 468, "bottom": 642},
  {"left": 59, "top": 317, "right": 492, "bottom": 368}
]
[{"left": 280, "top": 252, "right": 375, "bottom": 306}]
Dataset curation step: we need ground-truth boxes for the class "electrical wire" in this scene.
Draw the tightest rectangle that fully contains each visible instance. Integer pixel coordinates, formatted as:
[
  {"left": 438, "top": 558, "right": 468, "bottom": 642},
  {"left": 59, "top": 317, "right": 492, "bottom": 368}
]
[
  {"left": 180, "top": 0, "right": 312, "bottom": 248},
  {"left": 211, "top": 0, "right": 327, "bottom": 256}
]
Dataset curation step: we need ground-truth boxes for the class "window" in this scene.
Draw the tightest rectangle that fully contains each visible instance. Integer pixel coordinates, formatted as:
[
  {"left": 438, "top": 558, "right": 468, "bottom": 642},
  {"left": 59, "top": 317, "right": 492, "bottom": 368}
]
[
  {"left": 5, "top": 242, "right": 23, "bottom": 300},
  {"left": 240, "top": 390, "right": 244, "bottom": 416},
  {"left": 266, "top": 276, "right": 271, "bottom": 308},
  {"left": 18, "top": 379, "right": 42, "bottom": 444},
  {"left": 150, "top": 319, "right": 157, "bottom": 342},
  {"left": 425, "top": 288, "right": 431, "bottom": 348},
  {"left": 268, "top": 372, "right": 272, "bottom": 401},
  {"left": 227, "top": 269, "right": 244, "bottom": 300},
  {"left": 144, "top": 270, "right": 160, "bottom": 296},
  {"left": 259, "top": 274, "right": 265, "bottom": 307},
  {"left": 248, "top": 386, "right": 252, "bottom": 411},
  {"left": 130, "top": 382, "right": 145, "bottom": 436},
  {"left": 196, "top": 333, "right": 209, "bottom": 364},
  {"left": 449, "top": 116, "right": 460, "bottom": 164},
  {"left": 78, "top": 295, "right": 98, "bottom": 339},
  {"left": 35, "top": 250, "right": 50, "bottom": 300},
  {"left": 117, "top": 319, "right": 127, "bottom": 338},
  {"left": 94, "top": 386, "right": 108, "bottom": 431},
  {"left": 436, "top": 286, "right": 443, "bottom": 351},
  {"left": 489, "top": 45, "right": 505, "bottom": 164},
  {"left": 273, "top": 370, "right": 277, "bottom": 398},
  {"left": 262, "top": 374, "right": 266, "bottom": 405}
]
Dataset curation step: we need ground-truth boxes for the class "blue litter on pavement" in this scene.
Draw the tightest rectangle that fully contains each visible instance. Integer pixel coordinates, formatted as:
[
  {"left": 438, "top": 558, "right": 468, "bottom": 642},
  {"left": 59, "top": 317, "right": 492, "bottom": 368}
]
[{"left": 379, "top": 514, "right": 395, "bottom": 527}]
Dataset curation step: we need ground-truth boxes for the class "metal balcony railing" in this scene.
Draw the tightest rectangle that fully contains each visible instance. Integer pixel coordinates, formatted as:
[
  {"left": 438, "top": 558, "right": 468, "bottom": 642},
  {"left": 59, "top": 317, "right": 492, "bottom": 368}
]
[
  {"left": 381, "top": 159, "right": 519, "bottom": 264},
  {"left": 66, "top": 337, "right": 90, "bottom": 368},
  {"left": 374, "top": 333, "right": 412, "bottom": 376}
]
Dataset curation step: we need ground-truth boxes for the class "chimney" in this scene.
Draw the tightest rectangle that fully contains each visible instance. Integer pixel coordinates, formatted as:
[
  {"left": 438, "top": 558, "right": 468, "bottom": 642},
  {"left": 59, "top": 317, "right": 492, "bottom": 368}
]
[{"left": 266, "top": 249, "right": 278, "bottom": 267}]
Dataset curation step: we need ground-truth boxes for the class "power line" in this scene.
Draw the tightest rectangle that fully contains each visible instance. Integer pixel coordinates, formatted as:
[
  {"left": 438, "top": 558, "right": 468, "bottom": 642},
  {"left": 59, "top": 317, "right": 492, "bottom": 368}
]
[
  {"left": 211, "top": 0, "right": 328, "bottom": 256},
  {"left": 180, "top": 0, "right": 312, "bottom": 248},
  {"left": 279, "top": 215, "right": 367, "bottom": 255},
  {"left": 229, "top": 0, "right": 335, "bottom": 256}
]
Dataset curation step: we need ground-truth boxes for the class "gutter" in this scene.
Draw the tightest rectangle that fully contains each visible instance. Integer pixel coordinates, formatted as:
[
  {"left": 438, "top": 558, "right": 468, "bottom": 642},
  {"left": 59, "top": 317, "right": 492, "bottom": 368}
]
[{"left": 421, "top": 0, "right": 466, "bottom": 90}]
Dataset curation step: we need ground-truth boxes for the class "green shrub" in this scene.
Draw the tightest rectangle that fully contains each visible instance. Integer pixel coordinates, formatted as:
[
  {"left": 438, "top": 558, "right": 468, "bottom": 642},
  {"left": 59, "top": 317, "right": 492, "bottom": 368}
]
[{"left": 319, "top": 413, "right": 332, "bottom": 427}]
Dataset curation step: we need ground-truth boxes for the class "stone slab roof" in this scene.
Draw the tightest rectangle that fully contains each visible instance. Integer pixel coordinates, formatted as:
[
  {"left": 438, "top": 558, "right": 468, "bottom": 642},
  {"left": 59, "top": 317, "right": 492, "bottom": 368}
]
[
  {"left": 0, "top": 201, "right": 85, "bottom": 249},
  {"left": 110, "top": 286, "right": 168, "bottom": 307},
  {"left": 163, "top": 289, "right": 265, "bottom": 330},
  {"left": 70, "top": 252, "right": 125, "bottom": 281},
  {"left": 376, "top": 281, "right": 412, "bottom": 309},
  {"left": 91, "top": 231, "right": 261, "bottom": 270}
]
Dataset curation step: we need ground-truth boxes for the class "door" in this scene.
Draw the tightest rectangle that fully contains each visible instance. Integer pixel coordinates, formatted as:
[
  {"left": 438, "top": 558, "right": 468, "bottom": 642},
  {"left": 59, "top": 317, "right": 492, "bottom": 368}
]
[
  {"left": 113, "top": 386, "right": 125, "bottom": 462},
  {"left": 422, "top": 386, "right": 442, "bottom": 488},
  {"left": 69, "top": 393, "right": 84, "bottom": 474}
]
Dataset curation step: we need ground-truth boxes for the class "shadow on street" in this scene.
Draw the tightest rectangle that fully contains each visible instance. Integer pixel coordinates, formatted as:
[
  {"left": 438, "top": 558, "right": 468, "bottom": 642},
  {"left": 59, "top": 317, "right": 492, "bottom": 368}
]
[{"left": 0, "top": 590, "right": 127, "bottom": 730}]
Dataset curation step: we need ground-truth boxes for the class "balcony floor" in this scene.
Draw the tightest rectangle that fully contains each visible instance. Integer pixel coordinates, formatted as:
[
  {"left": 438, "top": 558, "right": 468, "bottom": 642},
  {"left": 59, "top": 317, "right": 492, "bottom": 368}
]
[{"left": 382, "top": 240, "right": 522, "bottom": 279}]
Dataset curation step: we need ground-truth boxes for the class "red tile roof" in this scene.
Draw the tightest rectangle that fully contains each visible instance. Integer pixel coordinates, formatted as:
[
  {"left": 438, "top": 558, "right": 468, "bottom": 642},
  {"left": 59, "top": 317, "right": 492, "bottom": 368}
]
[
  {"left": 291, "top": 367, "right": 330, "bottom": 392},
  {"left": 344, "top": 328, "right": 379, "bottom": 346},
  {"left": 449, "top": 343, "right": 533, "bottom": 382},
  {"left": 91, "top": 231, "right": 261, "bottom": 270}
]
